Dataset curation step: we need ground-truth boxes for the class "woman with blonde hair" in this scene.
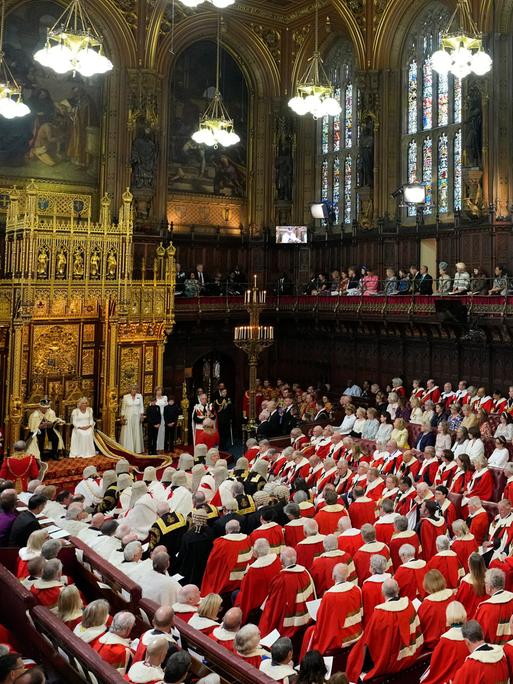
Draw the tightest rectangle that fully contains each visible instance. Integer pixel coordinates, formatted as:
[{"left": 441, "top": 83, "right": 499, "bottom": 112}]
[
  {"left": 351, "top": 407, "right": 367, "bottom": 438},
  {"left": 57, "top": 584, "right": 83, "bottom": 630},
  {"left": 435, "top": 421, "right": 452, "bottom": 457},
  {"left": 420, "top": 601, "right": 469, "bottom": 684},
  {"left": 188, "top": 593, "right": 222, "bottom": 635},
  {"left": 195, "top": 417, "right": 220, "bottom": 451},
  {"left": 455, "top": 551, "right": 489, "bottom": 619},
  {"left": 391, "top": 417, "right": 409, "bottom": 449},
  {"left": 73, "top": 598, "right": 110, "bottom": 646},
  {"left": 69, "top": 397, "right": 96, "bottom": 458},
  {"left": 417, "top": 569, "right": 454, "bottom": 649},
  {"left": 409, "top": 398, "right": 423, "bottom": 425},
  {"left": 16, "top": 528, "right": 49, "bottom": 579}
]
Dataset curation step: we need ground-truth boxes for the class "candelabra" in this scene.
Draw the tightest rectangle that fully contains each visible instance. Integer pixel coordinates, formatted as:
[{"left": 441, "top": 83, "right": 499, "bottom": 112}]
[{"left": 234, "top": 276, "right": 274, "bottom": 434}]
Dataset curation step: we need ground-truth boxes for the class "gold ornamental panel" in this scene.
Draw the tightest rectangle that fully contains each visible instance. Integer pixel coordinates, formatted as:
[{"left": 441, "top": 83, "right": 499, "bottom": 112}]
[
  {"left": 83, "top": 324, "right": 96, "bottom": 343},
  {"left": 32, "top": 324, "right": 78, "bottom": 377},
  {"left": 81, "top": 348, "right": 95, "bottom": 376},
  {"left": 145, "top": 347, "right": 154, "bottom": 372},
  {"left": 120, "top": 346, "right": 142, "bottom": 395},
  {"left": 144, "top": 375, "right": 153, "bottom": 394}
]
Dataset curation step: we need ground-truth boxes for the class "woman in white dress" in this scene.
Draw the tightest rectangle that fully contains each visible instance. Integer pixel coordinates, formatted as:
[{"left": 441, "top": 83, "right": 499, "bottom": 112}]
[
  {"left": 155, "top": 386, "right": 168, "bottom": 452},
  {"left": 70, "top": 397, "right": 96, "bottom": 458},
  {"left": 120, "top": 385, "right": 145, "bottom": 453}
]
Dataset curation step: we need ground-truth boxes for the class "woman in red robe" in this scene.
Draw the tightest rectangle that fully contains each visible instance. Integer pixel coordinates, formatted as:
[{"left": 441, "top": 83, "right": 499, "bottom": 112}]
[
  {"left": 417, "top": 570, "right": 454, "bottom": 650},
  {"left": 188, "top": 594, "right": 222, "bottom": 637},
  {"left": 451, "top": 520, "right": 478, "bottom": 572},
  {"left": 419, "top": 503, "right": 447, "bottom": 561},
  {"left": 420, "top": 600, "right": 470, "bottom": 684},
  {"left": 455, "top": 552, "right": 489, "bottom": 619},
  {"left": 449, "top": 454, "right": 473, "bottom": 495},
  {"left": 463, "top": 457, "right": 494, "bottom": 503},
  {"left": 195, "top": 419, "right": 219, "bottom": 450}
]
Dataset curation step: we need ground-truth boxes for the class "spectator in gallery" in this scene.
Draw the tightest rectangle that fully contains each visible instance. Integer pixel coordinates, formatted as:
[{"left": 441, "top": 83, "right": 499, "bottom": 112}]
[
  {"left": 437, "top": 261, "right": 452, "bottom": 293},
  {"left": 184, "top": 272, "right": 201, "bottom": 298},
  {"left": 494, "top": 413, "right": 513, "bottom": 441},
  {"left": 449, "top": 262, "right": 470, "bottom": 294},
  {"left": 346, "top": 267, "right": 360, "bottom": 295},
  {"left": 383, "top": 267, "right": 398, "bottom": 295},
  {"left": 470, "top": 266, "right": 488, "bottom": 295},
  {"left": 362, "top": 268, "right": 379, "bottom": 296},
  {"left": 488, "top": 436, "right": 509, "bottom": 469},
  {"left": 397, "top": 268, "right": 411, "bottom": 293},
  {"left": 488, "top": 265, "right": 509, "bottom": 296},
  {"left": 375, "top": 412, "right": 394, "bottom": 443},
  {"left": 418, "top": 265, "right": 433, "bottom": 295}
]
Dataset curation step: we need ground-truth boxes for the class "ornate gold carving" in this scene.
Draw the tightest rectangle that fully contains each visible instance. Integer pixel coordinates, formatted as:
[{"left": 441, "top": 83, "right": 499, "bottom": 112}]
[
  {"left": 33, "top": 325, "right": 78, "bottom": 377},
  {"left": 82, "top": 348, "right": 95, "bottom": 376},
  {"left": 120, "top": 346, "right": 142, "bottom": 395},
  {"left": 144, "top": 374, "right": 153, "bottom": 393},
  {"left": 145, "top": 347, "right": 154, "bottom": 372},
  {"left": 251, "top": 25, "right": 281, "bottom": 66},
  {"left": 83, "top": 324, "right": 96, "bottom": 343}
]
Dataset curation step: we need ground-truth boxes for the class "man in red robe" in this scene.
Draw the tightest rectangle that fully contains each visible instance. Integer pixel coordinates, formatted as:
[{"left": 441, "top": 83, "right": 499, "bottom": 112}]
[
  {"left": 435, "top": 485, "right": 458, "bottom": 529},
  {"left": 30, "top": 558, "right": 64, "bottom": 610},
  {"left": 249, "top": 508, "right": 284, "bottom": 554},
  {"left": 302, "top": 562, "right": 362, "bottom": 655},
  {"left": 389, "top": 515, "right": 421, "bottom": 569},
  {"left": 394, "top": 477, "right": 417, "bottom": 517},
  {"left": 200, "top": 520, "right": 252, "bottom": 595},
  {"left": 467, "top": 497, "right": 491, "bottom": 545},
  {"left": 427, "top": 535, "right": 464, "bottom": 589},
  {"left": 394, "top": 543, "right": 427, "bottom": 600},
  {"left": 296, "top": 519, "right": 325, "bottom": 570},
  {"left": 419, "top": 500, "right": 447, "bottom": 560},
  {"left": 453, "top": 619, "right": 509, "bottom": 684},
  {"left": 365, "top": 468, "right": 385, "bottom": 502},
  {"left": 235, "top": 538, "right": 282, "bottom": 623},
  {"left": 374, "top": 499, "right": 400, "bottom": 546},
  {"left": 314, "top": 488, "right": 348, "bottom": 534},
  {"left": 475, "top": 568, "right": 513, "bottom": 644},
  {"left": 209, "top": 607, "right": 242, "bottom": 653},
  {"left": 283, "top": 503, "right": 306, "bottom": 548},
  {"left": 172, "top": 584, "right": 200, "bottom": 623},
  {"left": 125, "top": 638, "right": 167, "bottom": 684},
  {"left": 345, "top": 578, "right": 423, "bottom": 682},
  {"left": 353, "top": 523, "right": 392, "bottom": 584},
  {"left": 94, "top": 612, "right": 136, "bottom": 675},
  {"left": 310, "top": 534, "right": 356, "bottom": 596},
  {"left": 0, "top": 440, "right": 40, "bottom": 493},
  {"left": 336, "top": 516, "right": 363, "bottom": 557},
  {"left": 348, "top": 486, "right": 377, "bottom": 529},
  {"left": 362, "top": 555, "right": 393, "bottom": 625},
  {"left": 259, "top": 546, "right": 315, "bottom": 638}
]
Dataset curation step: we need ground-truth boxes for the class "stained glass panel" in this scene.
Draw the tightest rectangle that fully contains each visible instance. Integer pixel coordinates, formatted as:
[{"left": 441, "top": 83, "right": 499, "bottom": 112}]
[
  {"left": 407, "top": 140, "right": 417, "bottom": 217},
  {"left": 438, "top": 71, "right": 448, "bottom": 126},
  {"left": 453, "top": 77, "right": 462, "bottom": 123},
  {"left": 321, "top": 158, "right": 328, "bottom": 201},
  {"left": 422, "top": 137, "right": 432, "bottom": 215},
  {"left": 438, "top": 133, "right": 449, "bottom": 213},
  {"left": 453, "top": 129, "right": 462, "bottom": 211},
  {"left": 344, "top": 84, "right": 353, "bottom": 148},
  {"left": 322, "top": 118, "right": 329, "bottom": 155},
  {"left": 344, "top": 155, "right": 352, "bottom": 224},
  {"left": 333, "top": 157, "right": 341, "bottom": 223},
  {"left": 333, "top": 87, "right": 341, "bottom": 152},
  {"left": 408, "top": 61, "right": 417, "bottom": 134},
  {"left": 422, "top": 59, "right": 433, "bottom": 130}
]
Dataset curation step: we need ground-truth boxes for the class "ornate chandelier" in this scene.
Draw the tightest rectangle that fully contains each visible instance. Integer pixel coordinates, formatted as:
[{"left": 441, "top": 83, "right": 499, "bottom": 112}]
[
  {"left": 179, "top": 0, "right": 235, "bottom": 7},
  {"left": 0, "top": 0, "right": 29, "bottom": 118},
  {"left": 34, "top": 0, "right": 113, "bottom": 78},
  {"left": 288, "top": 0, "right": 341, "bottom": 119},
  {"left": 191, "top": 18, "right": 240, "bottom": 148},
  {"left": 430, "top": 0, "right": 492, "bottom": 79}
]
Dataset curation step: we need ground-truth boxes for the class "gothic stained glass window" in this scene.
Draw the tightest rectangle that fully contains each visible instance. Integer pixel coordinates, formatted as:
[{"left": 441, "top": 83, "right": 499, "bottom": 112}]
[
  {"left": 422, "top": 59, "right": 433, "bottom": 130},
  {"left": 438, "top": 133, "right": 449, "bottom": 213},
  {"left": 317, "top": 41, "right": 357, "bottom": 225},
  {"left": 408, "top": 60, "right": 418, "bottom": 134},
  {"left": 453, "top": 129, "right": 462, "bottom": 211},
  {"left": 422, "top": 137, "right": 433, "bottom": 214},
  {"left": 344, "top": 155, "right": 352, "bottom": 224},
  {"left": 403, "top": 3, "right": 463, "bottom": 218}
]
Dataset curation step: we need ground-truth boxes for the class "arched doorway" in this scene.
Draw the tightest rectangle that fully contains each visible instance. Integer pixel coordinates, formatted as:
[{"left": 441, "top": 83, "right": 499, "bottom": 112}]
[{"left": 192, "top": 351, "right": 235, "bottom": 401}]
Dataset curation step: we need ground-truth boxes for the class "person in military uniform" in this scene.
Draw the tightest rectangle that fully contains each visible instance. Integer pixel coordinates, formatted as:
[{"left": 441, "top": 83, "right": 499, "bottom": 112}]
[
  {"left": 243, "top": 459, "right": 268, "bottom": 496},
  {"left": 147, "top": 503, "right": 187, "bottom": 558}
]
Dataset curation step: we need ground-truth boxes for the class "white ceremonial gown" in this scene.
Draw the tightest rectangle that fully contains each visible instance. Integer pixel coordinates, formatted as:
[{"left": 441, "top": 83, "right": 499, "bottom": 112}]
[
  {"left": 69, "top": 407, "right": 96, "bottom": 458},
  {"left": 156, "top": 395, "right": 168, "bottom": 451},
  {"left": 120, "top": 393, "right": 145, "bottom": 453}
]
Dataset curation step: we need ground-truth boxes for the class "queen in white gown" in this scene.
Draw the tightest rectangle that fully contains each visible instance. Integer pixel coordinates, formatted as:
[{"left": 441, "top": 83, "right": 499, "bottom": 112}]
[
  {"left": 120, "top": 387, "right": 145, "bottom": 453},
  {"left": 69, "top": 398, "right": 96, "bottom": 458},
  {"left": 155, "top": 387, "right": 168, "bottom": 452}
]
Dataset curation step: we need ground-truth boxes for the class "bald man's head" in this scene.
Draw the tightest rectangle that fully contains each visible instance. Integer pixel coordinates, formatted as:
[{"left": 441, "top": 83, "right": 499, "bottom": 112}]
[
  {"left": 146, "top": 637, "right": 168, "bottom": 666},
  {"left": 222, "top": 607, "right": 242, "bottom": 632},
  {"left": 154, "top": 605, "right": 175, "bottom": 631}
]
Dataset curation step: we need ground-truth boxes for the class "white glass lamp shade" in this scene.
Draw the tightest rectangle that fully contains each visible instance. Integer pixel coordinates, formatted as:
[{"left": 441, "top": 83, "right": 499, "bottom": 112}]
[
  {"left": 403, "top": 183, "right": 426, "bottom": 205},
  {"left": 471, "top": 50, "right": 492, "bottom": 76},
  {"left": 431, "top": 49, "right": 452, "bottom": 75}
]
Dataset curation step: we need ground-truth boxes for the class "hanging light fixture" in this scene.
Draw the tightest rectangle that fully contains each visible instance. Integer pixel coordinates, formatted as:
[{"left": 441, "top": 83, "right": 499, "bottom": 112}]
[
  {"left": 288, "top": 0, "right": 341, "bottom": 119},
  {"left": 34, "top": 0, "right": 113, "bottom": 78},
  {"left": 430, "top": 0, "right": 492, "bottom": 79},
  {"left": 191, "top": 16, "right": 240, "bottom": 148},
  {"left": 179, "top": 0, "right": 235, "bottom": 7},
  {"left": 0, "top": 0, "right": 29, "bottom": 119}
]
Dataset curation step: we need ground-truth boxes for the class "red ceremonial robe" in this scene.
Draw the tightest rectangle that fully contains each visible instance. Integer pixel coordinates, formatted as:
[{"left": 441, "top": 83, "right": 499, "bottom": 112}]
[
  {"left": 455, "top": 574, "right": 490, "bottom": 619},
  {"left": 468, "top": 509, "right": 490, "bottom": 545},
  {"left": 235, "top": 553, "right": 282, "bottom": 622},
  {"left": 188, "top": 615, "right": 218, "bottom": 636},
  {"left": 420, "top": 626, "right": 470, "bottom": 684},
  {"left": 362, "top": 573, "right": 392, "bottom": 625},
  {"left": 451, "top": 534, "right": 478, "bottom": 572},
  {"left": 452, "top": 644, "right": 509, "bottom": 684},
  {"left": 390, "top": 529, "right": 421, "bottom": 570},
  {"left": 365, "top": 478, "right": 385, "bottom": 502},
  {"left": 419, "top": 517, "right": 447, "bottom": 560},
  {"left": 298, "top": 501, "right": 316, "bottom": 518},
  {"left": 209, "top": 625, "right": 237, "bottom": 653},
  {"left": 200, "top": 533, "right": 252, "bottom": 595},
  {"left": 249, "top": 522, "right": 284, "bottom": 554},
  {"left": 475, "top": 590, "right": 513, "bottom": 644},
  {"left": 503, "top": 640, "right": 513, "bottom": 681},
  {"left": 427, "top": 550, "right": 464, "bottom": 589},
  {"left": 0, "top": 454, "right": 39, "bottom": 493},
  {"left": 465, "top": 469, "right": 494, "bottom": 503},
  {"left": 171, "top": 603, "right": 197, "bottom": 624},
  {"left": 439, "top": 499, "right": 458, "bottom": 530},
  {"left": 296, "top": 534, "right": 326, "bottom": 570},
  {"left": 345, "top": 596, "right": 423, "bottom": 682},
  {"left": 375, "top": 513, "right": 400, "bottom": 546},
  {"left": 394, "top": 559, "right": 427, "bottom": 601},
  {"left": 338, "top": 528, "right": 363, "bottom": 557},
  {"left": 394, "top": 488, "right": 417, "bottom": 517},
  {"left": 132, "top": 630, "right": 176, "bottom": 663},
  {"left": 418, "top": 588, "right": 454, "bottom": 649},
  {"left": 504, "top": 477, "right": 513, "bottom": 507},
  {"left": 94, "top": 632, "right": 133, "bottom": 674},
  {"left": 310, "top": 549, "right": 356, "bottom": 596},
  {"left": 302, "top": 581, "right": 363, "bottom": 655},
  {"left": 235, "top": 649, "right": 266, "bottom": 669},
  {"left": 283, "top": 519, "right": 305, "bottom": 548},
  {"left": 316, "top": 467, "right": 338, "bottom": 494},
  {"left": 353, "top": 541, "right": 391, "bottom": 584},
  {"left": 259, "top": 564, "right": 315, "bottom": 638},
  {"left": 348, "top": 497, "right": 377, "bottom": 529},
  {"left": 30, "top": 580, "right": 64, "bottom": 609},
  {"left": 314, "top": 504, "right": 348, "bottom": 535}
]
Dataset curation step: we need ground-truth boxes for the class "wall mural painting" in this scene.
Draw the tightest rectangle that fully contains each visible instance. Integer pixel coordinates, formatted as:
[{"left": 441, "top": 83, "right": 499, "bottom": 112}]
[
  {"left": 169, "top": 40, "right": 248, "bottom": 198},
  {"left": 0, "top": 1, "right": 103, "bottom": 185}
]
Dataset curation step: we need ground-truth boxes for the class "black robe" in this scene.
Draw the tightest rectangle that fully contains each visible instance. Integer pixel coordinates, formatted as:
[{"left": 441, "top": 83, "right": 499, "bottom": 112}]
[{"left": 176, "top": 527, "right": 214, "bottom": 586}]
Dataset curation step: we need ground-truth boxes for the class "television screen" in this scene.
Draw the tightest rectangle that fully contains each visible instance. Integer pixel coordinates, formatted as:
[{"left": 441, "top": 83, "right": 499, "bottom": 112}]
[{"left": 275, "top": 226, "right": 308, "bottom": 244}]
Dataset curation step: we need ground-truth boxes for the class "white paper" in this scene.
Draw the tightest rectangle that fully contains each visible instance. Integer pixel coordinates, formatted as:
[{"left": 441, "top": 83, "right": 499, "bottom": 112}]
[
  {"left": 97, "top": 581, "right": 110, "bottom": 590},
  {"left": 16, "top": 507, "right": 26, "bottom": 512},
  {"left": 49, "top": 529, "right": 70, "bottom": 539},
  {"left": 171, "top": 573, "right": 184, "bottom": 582},
  {"left": 412, "top": 598, "right": 421, "bottom": 611},
  {"left": 323, "top": 657, "right": 333, "bottom": 678},
  {"left": 306, "top": 598, "right": 321, "bottom": 621},
  {"left": 44, "top": 525, "right": 61, "bottom": 533},
  {"left": 260, "top": 629, "right": 280, "bottom": 648}
]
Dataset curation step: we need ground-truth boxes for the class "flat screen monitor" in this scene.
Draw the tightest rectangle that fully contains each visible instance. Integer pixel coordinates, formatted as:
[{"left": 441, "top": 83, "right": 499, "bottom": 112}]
[{"left": 275, "top": 226, "right": 308, "bottom": 244}]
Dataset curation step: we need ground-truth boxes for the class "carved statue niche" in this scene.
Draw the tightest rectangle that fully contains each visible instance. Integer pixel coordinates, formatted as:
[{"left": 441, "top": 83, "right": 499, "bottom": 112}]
[
  {"left": 36, "top": 246, "right": 49, "bottom": 278},
  {"left": 56, "top": 247, "right": 67, "bottom": 278},
  {"left": 130, "top": 119, "right": 158, "bottom": 190},
  {"left": 463, "top": 82, "right": 483, "bottom": 168},
  {"left": 357, "top": 115, "right": 375, "bottom": 188},
  {"left": 107, "top": 249, "right": 117, "bottom": 279},
  {"left": 90, "top": 248, "right": 101, "bottom": 279},
  {"left": 72, "top": 248, "right": 85, "bottom": 279},
  {"left": 275, "top": 115, "right": 294, "bottom": 202}
]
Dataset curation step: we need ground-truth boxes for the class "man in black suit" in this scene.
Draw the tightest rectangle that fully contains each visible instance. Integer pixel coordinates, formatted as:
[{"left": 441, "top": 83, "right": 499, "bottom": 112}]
[
  {"left": 267, "top": 403, "right": 282, "bottom": 438},
  {"left": 146, "top": 399, "right": 162, "bottom": 454},
  {"left": 163, "top": 397, "right": 181, "bottom": 452},
  {"left": 175, "top": 263, "right": 186, "bottom": 295},
  {"left": 281, "top": 397, "right": 298, "bottom": 435},
  {"left": 8, "top": 494, "right": 47, "bottom": 547},
  {"left": 409, "top": 265, "right": 422, "bottom": 293},
  {"left": 212, "top": 500, "right": 246, "bottom": 537},
  {"left": 196, "top": 263, "right": 207, "bottom": 292},
  {"left": 418, "top": 265, "right": 434, "bottom": 295}
]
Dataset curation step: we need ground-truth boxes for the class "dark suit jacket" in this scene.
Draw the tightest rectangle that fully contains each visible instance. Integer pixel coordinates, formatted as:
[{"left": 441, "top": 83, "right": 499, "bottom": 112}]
[
  {"left": 163, "top": 403, "right": 180, "bottom": 425},
  {"left": 281, "top": 407, "right": 297, "bottom": 435},
  {"left": 146, "top": 404, "right": 162, "bottom": 427},
  {"left": 418, "top": 273, "right": 433, "bottom": 295},
  {"left": 415, "top": 431, "right": 436, "bottom": 452},
  {"left": 212, "top": 512, "right": 246, "bottom": 537},
  {"left": 9, "top": 510, "right": 40, "bottom": 547},
  {"left": 267, "top": 410, "right": 282, "bottom": 438}
]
